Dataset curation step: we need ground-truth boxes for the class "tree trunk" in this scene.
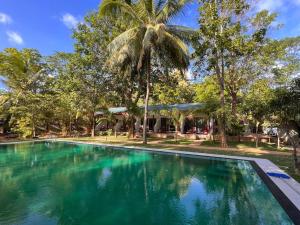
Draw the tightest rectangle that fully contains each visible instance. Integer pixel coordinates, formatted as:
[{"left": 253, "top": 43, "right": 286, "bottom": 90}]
[
  {"left": 127, "top": 115, "right": 134, "bottom": 139},
  {"left": 293, "top": 145, "right": 299, "bottom": 171},
  {"left": 219, "top": 22, "right": 228, "bottom": 148},
  {"left": 91, "top": 114, "right": 95, "bottom": 138},
  {"left": 277, "top": 135, "right": 280, "bottom": 149},
  {"left": 231, "top": 91, "right": 238, "bottom": 117},
  {"left": 132, "top": 118, "right": 135, "bottom": 138},
  {"left": 32, "top": 124, "right": 36, "bottom": 138},
  {"left": 219, "top": 76, "right": 228, "bottom": 148},
  {"left": 255, "top": 121, "right": 259, "bottom": 148},
  {"left": 62, "top": 123, "right": 68, "bottom": 136},
  {"left": 175, "top": 122, "right": 180, "bottom": 143},
  {"left": 69, "top": 114, "right": 72, "bottom": 136},
  {"left": 143, "top": 53, "right": 151, "bottom": 144},
  {"left": 215, "top": 48, "right": 228, "bottom": 148},
  {"left": 32, "top": 114, "right": 36, "bottom": 138},
  {"left": 286, "top": 130, "right": 299, "bottom": 171}
]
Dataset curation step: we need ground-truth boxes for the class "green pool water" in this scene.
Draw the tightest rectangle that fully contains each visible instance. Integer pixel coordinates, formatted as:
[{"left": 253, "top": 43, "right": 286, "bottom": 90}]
[{"left": 0, "top": 141, "right": 293, "bottom": 225}]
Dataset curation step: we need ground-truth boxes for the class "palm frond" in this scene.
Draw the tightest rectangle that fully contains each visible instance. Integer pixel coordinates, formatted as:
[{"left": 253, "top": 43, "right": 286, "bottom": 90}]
[
  {"left": 107, "top": 27, "right": 139, "bottom": 54},
  {"left": 106, "top": 29, "right": 145, "bottom": 70},
  {"left": 156, "top": 30, "right": 189, "bottom": 69},
  {"left": 99, "top": 0, "right": 144, "bottom": 24},
  {"left": 166, "top": 25, "right": 197, "bottom": 43},
  {"left": 133, "top": 1, "right": 150, "bottom": 22},
  {"left": 142, "top": 0, "right": 154, "bottom": 18},
  {"left": 156, "top": 0, "right": 193, "bottom": 23},
  {"left": 154, "top": 0, "right": 167, "bottom": 15}
]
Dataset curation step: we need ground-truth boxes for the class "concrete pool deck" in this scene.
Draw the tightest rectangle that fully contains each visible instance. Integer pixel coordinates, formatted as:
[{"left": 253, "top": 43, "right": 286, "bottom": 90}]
[{"left": 1, "top": 139, "right": 300, "bottom": 223}]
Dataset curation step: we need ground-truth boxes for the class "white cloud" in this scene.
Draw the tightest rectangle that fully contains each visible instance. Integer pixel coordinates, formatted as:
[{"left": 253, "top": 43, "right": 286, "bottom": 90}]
[
  {"left": 0, "top": 12, "right": 12, "bottom": 24},
  {"left": 256, "top": 0, "right": 284, "bottom": 12},
  {"left": 61, "top": 13, "right": 79, "bottom": 29},
  {"left": 6, "top": 31, "right": 23, "bottom": 45}
]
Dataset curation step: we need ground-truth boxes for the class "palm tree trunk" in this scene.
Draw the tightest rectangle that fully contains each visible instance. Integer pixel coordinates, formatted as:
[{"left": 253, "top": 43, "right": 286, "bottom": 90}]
[
  {"left": 143, "top": 53, "right": 151, "bottom": 144},
  {"left": 175, "top": 122, "right": 179, "bottom": 143},
  {"left": 91, "top": 113, "right": 95, "bottom": 138},
  {"left": 69, "top": 114, "right": 72, "bottom": 136}
]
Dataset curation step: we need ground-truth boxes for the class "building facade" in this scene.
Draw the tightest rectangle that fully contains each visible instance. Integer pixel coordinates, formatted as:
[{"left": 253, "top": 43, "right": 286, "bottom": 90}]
[{"left": 95, "top": 103, "right": 215, "bottom": 139}]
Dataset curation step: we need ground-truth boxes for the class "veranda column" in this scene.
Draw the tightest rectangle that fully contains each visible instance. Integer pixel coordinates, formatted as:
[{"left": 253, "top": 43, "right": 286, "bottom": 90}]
[
  {"left": 114, "top": 118, "right": 123, "bottom": 132},
  {"left": 154, "top": 115, "right": 161, "bottom": 133},
  {"left": 208, "top": 117, "right": 214, "bottom": 140},
  {"left": 180, "top": 113, "right": 186, "bottom": 134}
]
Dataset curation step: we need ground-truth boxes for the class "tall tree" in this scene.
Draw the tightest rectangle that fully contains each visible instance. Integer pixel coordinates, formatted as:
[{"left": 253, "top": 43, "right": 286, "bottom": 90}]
[
  {"left": 193, "top": 0, "right": 275, "bottom": 147},
  {"left": 72, "top": 13, "right": 114, "bottom": 137},
  {"left": 47, "top": 52, "right": 80, "bottom": 136},
  {"left": 244, "top": 79, "right": 274, "bottom": 148},
  {"left": 0, "top": 48, "right": 53, "bottom": 137},
  {"left": 99, "top": 0, "right": 193, "bottom": 144}
]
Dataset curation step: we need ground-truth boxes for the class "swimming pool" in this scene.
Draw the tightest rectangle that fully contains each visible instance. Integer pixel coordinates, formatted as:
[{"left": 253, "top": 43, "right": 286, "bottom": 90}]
[{"left": 0, "top": 141, "right": 298, "bottom": 225}]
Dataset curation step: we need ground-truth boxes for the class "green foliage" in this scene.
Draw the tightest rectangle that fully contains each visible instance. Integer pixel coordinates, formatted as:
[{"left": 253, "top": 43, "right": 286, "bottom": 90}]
[
  {"left": 270, "top": 79, "right": 300, "bottom": 124},
  {"left": 194, "top": 76, "right": 219, "bottom": 115},
  {"left": 71, "top": 13, "right": 118, "bottom": 136},
  {"left": 107, "top": 129, "right": 113, "bottom": 136},
  {"left": 152, "top": 70, "right": 195, "bottom": 105},
  {"left": 244, "top": 79, "right": 274, "bottom": 123},
  {"left": 12, "top": 117, "right": 32, "bottom": 138},
  {"left": 270, "top": 78, "right": 300, "bottom": 169},
  {"left": 99, "top": 0, "right": 193, "bottom": 72},
  {"left": 0, "top": 48, "right": 54, "bottom": 137}
]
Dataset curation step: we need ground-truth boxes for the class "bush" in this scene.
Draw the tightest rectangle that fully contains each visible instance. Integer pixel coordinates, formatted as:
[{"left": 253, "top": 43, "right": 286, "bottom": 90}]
[
  {"left": 98, "top": 131, "right": 108, "bottom": 136},
  {"left": 107, "top": 129, "right": 113, "bottom": 136}
]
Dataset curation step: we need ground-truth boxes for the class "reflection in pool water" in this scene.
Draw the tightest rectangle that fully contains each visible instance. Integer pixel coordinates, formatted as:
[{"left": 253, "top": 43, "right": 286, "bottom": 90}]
[{"left": 0, "top": 142, "right": 293, "bottom": 225}]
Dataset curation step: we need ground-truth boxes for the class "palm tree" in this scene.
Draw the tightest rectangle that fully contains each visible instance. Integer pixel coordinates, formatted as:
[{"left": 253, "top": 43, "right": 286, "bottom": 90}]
[{"left": 99, "top": 0, "right": 194, "bottom": 144}]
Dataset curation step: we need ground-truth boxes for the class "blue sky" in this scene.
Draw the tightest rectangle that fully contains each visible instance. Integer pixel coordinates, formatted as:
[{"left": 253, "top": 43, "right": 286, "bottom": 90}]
[{"left": 0, "top": 0, "right": 300, "bottom": 56}]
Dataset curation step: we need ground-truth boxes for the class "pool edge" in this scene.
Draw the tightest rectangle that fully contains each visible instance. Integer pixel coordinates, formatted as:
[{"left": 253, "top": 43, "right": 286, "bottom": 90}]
[{"left": 250, "top": 161, "right": 300, "bottom": 224}]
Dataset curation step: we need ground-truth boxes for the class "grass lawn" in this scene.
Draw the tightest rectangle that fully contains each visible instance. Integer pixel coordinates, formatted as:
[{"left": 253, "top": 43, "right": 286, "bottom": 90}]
[
  {"left": 61, "top": 135, "right": 300, "bottom": 182},
  {"left": 160, "top": 139, "right": 194, "bottom": 145},
  {"left": 201, "top": 140, "right": 289, "bottom": 152}
]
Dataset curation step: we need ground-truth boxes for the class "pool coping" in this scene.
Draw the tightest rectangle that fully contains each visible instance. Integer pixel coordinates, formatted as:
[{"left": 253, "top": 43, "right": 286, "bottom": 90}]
[{"left": 2, "top": 139, "right": 300, "bottom": 224}]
